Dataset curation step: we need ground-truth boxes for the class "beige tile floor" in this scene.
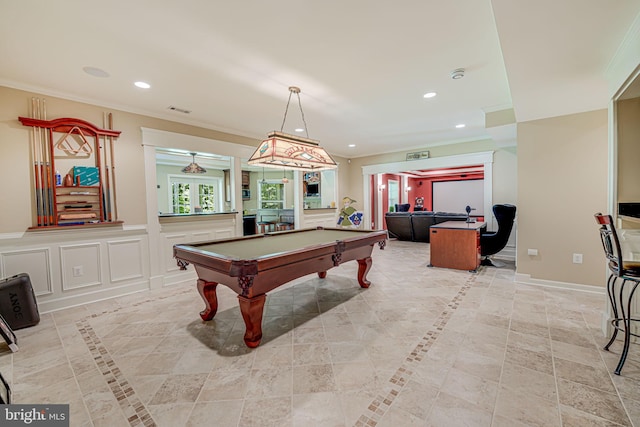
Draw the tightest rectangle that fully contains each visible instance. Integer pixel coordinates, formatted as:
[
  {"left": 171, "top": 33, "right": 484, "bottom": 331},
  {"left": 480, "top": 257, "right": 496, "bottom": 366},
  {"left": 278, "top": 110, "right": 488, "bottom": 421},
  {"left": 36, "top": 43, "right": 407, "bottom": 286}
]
[{"left": 1, "top": 239, "right": 639, "bottom": 426}]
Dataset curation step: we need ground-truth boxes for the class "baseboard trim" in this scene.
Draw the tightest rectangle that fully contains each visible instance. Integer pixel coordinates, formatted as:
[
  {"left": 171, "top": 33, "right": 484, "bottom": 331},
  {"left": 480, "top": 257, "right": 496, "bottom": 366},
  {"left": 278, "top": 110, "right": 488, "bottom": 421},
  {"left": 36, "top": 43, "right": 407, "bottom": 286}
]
[
  {"left": 38, "top": 280, "right": 150, "bottom": 314},
  {"left": 514, "top": 273, "right": 605, "bottom": 294},
  {"left": 163, "top": 271, "right": 197, "bottom": 287},
  {"left": 493, "top": 245, "right": 516, "bottom": 261}
]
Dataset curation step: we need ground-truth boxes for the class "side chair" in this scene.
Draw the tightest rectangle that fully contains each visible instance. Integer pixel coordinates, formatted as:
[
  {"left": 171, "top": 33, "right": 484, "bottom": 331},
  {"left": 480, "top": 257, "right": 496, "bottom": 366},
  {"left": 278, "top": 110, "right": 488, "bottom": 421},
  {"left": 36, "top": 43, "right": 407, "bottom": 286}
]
[
  {"left": 594, "top": 213, "right": 640, "bottom": 375},
  {"left": 480, "top": 204, "right": 516, "bottom": 267}
]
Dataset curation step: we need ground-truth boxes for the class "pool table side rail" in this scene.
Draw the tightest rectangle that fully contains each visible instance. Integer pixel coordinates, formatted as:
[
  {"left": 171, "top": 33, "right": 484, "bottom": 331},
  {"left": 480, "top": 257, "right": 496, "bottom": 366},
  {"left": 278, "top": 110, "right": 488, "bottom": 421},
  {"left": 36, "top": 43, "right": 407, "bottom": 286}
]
[
  {"left": 173, "top": 227, "right": 387, "bottom": 277},
  {"left": 173, "top": 227, "right": 388, "bottom": 270}
]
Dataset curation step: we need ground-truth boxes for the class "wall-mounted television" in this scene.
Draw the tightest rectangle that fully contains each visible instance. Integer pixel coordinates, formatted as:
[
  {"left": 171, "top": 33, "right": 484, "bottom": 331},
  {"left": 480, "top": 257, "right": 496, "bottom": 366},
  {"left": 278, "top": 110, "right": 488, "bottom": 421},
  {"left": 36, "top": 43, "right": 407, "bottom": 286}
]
[{"left": 306, "top": 183, "right": 319, "bottom": 196}]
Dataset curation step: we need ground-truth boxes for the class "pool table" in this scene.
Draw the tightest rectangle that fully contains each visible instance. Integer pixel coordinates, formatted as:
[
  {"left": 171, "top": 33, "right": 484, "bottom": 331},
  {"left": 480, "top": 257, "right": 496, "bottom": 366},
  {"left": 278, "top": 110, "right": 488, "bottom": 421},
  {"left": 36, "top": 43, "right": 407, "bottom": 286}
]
[{"left": 173, "top": 227, "right": 387, "bottom": 348}]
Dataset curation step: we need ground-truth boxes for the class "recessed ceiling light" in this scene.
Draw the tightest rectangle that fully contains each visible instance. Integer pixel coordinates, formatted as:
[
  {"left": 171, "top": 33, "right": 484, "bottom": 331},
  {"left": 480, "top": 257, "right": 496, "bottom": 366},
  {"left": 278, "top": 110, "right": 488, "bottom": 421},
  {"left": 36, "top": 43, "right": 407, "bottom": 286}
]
[
  {"left": 348, "top": 144, "right": 356, "bottom": 148},
  {"left": 134, "top": 81, "right": 151, "bottom": 89},
  {"left": 423, "top": 92, "right": 437, "bottom": 99},
  {"left": 294, "top": 128, "right": 305, "bottom": 132},
  {"left": 83, "top": 66, "right": 109, "bottom": 78},
  {"left": 455, "top": 124, "right": 466, "bottom": 128}
]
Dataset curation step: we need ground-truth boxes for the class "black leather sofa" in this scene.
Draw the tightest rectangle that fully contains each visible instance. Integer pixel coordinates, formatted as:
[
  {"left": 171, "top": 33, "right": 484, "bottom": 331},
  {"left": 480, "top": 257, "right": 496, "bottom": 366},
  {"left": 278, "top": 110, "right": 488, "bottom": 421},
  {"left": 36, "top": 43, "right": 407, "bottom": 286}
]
[{"left": 385, "top": 211, "right": 468, "bottom": 242}]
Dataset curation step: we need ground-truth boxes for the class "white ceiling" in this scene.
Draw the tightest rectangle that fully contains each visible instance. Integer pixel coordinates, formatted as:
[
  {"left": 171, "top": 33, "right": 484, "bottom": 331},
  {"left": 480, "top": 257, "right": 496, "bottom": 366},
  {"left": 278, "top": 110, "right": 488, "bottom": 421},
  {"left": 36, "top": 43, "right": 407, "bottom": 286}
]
[{"left": 1, "top": 1, "right": 639, "bottom": 158}]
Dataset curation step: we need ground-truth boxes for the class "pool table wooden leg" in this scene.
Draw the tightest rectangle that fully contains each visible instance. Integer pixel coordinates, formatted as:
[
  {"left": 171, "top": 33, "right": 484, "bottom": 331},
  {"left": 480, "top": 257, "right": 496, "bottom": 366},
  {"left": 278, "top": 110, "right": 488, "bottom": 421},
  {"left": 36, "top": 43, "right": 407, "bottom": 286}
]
[
  {"left": 238, "top": 294, "right": 267, "bottom": 348},
  {"left": 357, "top": 257, "right": 372, "bottom": 288},
  {"left": 197, "top": 279, "right": 219, "bottom": 321}
]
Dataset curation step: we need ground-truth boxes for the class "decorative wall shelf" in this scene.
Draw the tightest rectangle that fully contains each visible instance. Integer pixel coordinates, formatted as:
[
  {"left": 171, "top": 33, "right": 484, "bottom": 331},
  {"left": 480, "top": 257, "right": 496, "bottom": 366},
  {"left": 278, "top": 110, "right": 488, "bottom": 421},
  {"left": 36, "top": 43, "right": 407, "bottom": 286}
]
[{"left": 19, "top": 109, "right": 122, "bottom": 230}]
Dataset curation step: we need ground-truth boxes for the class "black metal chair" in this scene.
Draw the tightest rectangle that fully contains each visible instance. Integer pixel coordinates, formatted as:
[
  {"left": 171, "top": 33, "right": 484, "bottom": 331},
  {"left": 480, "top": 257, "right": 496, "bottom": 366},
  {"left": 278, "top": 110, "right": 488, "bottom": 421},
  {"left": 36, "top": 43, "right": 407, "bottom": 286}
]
[
  {"left": 276, "top": 213, "right": 294, "bottom": 231},
  {"left": 480, "top": 204, "right": 516, "bottom": 266},
  {"left": 595, "top": 213, "right": 640, "bottom": 375}
]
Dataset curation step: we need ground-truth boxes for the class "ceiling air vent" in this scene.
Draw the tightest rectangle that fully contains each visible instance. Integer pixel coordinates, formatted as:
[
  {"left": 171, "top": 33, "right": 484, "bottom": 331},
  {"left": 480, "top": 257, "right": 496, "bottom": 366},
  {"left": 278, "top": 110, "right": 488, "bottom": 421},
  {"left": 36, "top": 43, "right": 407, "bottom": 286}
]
[{"left": 167, "top": 106, "right": 192, "bottom": 114}]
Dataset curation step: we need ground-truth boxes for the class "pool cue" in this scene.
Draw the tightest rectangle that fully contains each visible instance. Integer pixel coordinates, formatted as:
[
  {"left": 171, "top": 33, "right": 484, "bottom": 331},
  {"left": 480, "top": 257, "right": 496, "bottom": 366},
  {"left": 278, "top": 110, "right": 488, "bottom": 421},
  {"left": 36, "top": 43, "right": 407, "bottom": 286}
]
[
  {"left": 39, "top": 99, "right": 51, "bottom": 225},
  {"left": 101, "top": 113, "right": 111, "bottom": 221},
  {"left": 31, "top": 98, "right": 43, "bottom": 226},
  {"left": 106, "top": 115, "right": 113, "bottom": 221},
  {"left": 36, "top": 98, "right": 49, "bottom": 225},
  {"left": 35, "top": 98, "right": 43, "bottom": 225},
  {"left": 42, "top": 99, "right": 54, "bottom": 225},
  {"left": 45, "top": 162, "right": 52, "bottom": 225},
  {"left": 108, "top": 113, "right": 118, "bottom": 220},
  {"left": 105, "top": 166, "right": 111, "bottom": 221}
]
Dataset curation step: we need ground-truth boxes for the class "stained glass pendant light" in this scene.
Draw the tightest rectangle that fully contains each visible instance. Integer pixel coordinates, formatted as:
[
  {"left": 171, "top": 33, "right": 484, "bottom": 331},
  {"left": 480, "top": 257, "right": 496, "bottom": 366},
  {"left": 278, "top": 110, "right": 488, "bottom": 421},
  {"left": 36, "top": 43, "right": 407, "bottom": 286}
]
[
  {"left": 182, "top": 152, "right": 207, "bottom": 174},
  {"left": 248, "top": 86, "right": 337, "bottom": 171}
]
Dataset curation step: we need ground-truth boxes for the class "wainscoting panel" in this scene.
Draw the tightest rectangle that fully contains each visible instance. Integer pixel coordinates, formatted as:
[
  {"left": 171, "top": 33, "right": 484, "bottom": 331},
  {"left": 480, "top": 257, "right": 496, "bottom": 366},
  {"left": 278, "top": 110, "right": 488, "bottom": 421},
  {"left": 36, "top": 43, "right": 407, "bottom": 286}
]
[
  {"left": 60, "top": 243, "right": 102, "bottom": 291},
  {"left": 0, "top": 228, "right": 153, "bottom": 313},
  {"left": 214, "top": 228, "right": 234, "bottom": 240},
  {"left": 192, "top": 232, "right": 212, "bottom": 241},
  {"left": 158, "top": 217, "right": 239, "bottom": 287},
  {"left": 0, "top": 248, "right": 52, "bottom": 296},
  {"left": 0, "top": 217, "right": 238, "bottom": 312},
  {"left": 107, "top": 239, "right": 144, "bottom": 283},
  {"left": 163, "top": 233, "right": 188, "bottom": 274},
  {"left": 302, "top": 211, "right": 339, "bottom": 229}
]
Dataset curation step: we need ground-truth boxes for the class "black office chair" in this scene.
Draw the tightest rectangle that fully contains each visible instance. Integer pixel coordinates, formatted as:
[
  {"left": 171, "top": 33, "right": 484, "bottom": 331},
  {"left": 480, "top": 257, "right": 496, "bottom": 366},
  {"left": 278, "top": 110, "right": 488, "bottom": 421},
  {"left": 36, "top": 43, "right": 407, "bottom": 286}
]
[
  {"left": 480, "top": 204, "right": 516, "bottom": 267},
  {"left": 594, "top": 213, "right": 640, "bottom": 375}
]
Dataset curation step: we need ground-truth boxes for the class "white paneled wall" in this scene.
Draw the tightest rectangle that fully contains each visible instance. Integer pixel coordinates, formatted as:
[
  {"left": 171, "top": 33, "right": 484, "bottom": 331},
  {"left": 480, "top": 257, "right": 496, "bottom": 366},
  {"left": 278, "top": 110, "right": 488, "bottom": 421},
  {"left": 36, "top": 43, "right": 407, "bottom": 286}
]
[
  {"left": 301, "top": 210, "right": 339, "bottom": 229},
  {"left": 158, "top": 215, "right": 237, "bottom": 287},
  {"left": 59, "top": 242, "right": 102, "bottom": 290},
  {"left": 0, "top": 248, "right": 52, "bottom": 296},
  {"left": 0, "top": 214, "right": 240, "bottom": 313},
  {"left": 108, "top": 239, "right": 145, "bottom": 283},
  {"left": 0, "top": 229, "right": 151, "bottom": 312}
]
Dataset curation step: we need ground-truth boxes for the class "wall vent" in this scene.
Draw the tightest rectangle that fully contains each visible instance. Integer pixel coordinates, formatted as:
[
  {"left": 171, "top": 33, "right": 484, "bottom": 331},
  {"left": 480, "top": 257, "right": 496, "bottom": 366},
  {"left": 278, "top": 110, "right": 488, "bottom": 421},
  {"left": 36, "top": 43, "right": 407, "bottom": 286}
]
[{"left": 167, "top": 106, "right": 192, "bottom": 114}]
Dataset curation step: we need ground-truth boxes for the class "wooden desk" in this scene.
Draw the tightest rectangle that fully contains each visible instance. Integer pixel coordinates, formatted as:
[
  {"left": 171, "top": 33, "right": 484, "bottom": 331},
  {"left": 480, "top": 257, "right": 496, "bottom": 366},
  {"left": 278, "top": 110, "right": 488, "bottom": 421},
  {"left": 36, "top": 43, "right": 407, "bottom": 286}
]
[{"left": 429, "top": 221, "right": 486, "bottom": 272}]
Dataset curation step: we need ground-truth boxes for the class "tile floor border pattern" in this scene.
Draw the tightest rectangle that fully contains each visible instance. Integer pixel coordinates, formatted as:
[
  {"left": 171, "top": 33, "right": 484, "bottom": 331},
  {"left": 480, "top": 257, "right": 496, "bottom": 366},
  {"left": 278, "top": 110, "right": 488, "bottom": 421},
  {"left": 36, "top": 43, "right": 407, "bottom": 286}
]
[
  {"left": 355, "top": 269, "right": 479, "bottom": 426},
  {"left": 77, "top": 318, "right": 157, "bottom": 427},
  {"left": 72, "top": 266, "right": 479, "bottom": 427}
]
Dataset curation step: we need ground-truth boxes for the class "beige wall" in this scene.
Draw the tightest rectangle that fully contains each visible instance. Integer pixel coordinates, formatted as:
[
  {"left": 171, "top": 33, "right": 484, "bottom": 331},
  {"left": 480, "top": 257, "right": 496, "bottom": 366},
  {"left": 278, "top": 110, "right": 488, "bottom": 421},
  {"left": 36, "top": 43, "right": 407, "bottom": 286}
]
[
  {"left": 0, "top": 86, "right": 258, "bottom": 233},
  {"left": 617, "top": 97, "right": 640, "bottom": 203},
  {"left": 517, "top": 109, "right": 608, "bottom": 286}
]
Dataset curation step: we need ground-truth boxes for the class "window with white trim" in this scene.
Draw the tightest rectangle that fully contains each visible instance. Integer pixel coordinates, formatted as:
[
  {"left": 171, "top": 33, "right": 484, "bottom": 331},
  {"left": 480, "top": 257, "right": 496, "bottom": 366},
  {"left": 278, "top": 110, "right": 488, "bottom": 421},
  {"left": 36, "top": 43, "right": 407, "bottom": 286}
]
[
  {"left": 258, "top": 180, "right": 286, "bottom": 209},
  {"left": 168, "top": 175, "right": 222, "bottom": 214}
]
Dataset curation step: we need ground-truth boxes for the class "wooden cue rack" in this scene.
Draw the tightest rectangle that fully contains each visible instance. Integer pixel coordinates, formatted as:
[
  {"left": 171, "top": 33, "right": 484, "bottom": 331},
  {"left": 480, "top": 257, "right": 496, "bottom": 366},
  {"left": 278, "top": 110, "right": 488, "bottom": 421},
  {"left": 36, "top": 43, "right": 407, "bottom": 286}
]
[{"left": 19, "top": 114, "right": 122, "bottom": 230}]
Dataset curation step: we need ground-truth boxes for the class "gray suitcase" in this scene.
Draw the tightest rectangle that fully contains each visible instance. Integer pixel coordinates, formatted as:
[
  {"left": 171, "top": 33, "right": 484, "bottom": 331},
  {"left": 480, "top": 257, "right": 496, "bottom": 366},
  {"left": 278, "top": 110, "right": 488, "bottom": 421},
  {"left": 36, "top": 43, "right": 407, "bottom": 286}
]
[{"left": 0, "top": 273, "right": 40, "bottom": 330}]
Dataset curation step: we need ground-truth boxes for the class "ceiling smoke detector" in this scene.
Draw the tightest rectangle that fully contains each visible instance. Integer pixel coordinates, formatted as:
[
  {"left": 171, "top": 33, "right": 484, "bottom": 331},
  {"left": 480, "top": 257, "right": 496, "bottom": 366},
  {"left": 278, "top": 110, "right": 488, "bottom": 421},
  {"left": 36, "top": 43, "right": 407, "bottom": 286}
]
[{"left": 450, "top": 68, "right": 465, "bottom": 80}]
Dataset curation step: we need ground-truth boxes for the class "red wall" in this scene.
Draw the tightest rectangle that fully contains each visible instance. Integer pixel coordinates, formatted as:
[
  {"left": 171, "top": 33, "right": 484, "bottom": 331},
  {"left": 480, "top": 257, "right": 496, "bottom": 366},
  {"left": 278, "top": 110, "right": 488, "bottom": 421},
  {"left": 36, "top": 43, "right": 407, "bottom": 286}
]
[
  {"left": 370, "top": 174, "right": 376, "bottom": 229},
  {"left": 374, "top": 171, "right": 485, "bottom": 230}
]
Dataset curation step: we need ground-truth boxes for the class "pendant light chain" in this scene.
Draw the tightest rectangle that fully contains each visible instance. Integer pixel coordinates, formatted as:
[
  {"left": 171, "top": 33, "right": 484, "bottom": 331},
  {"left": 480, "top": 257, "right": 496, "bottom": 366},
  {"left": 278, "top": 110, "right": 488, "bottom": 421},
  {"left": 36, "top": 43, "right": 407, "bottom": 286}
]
[
  {"left": 296, "top": 90, "right": 310, "bottom": 139},
  {"left": 279, "top": 90, "right": 294, "bottom": 132},
  {"left": 278, "top": 86, "right": 309, "bottom": 139}
]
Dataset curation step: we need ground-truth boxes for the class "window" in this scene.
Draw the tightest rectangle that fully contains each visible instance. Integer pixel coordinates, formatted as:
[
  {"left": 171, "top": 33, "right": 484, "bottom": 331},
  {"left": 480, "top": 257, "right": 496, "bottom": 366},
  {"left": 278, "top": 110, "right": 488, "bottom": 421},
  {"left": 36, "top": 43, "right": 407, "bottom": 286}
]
[
  {"left": 388, "top": 179, "right": 399, "bottom": 210},
  {"left": 169, "top": 175, "right": 221, "bottom": 214},
  {"left": 258, "top": 180, "right": 286, "bottom": 209}
]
